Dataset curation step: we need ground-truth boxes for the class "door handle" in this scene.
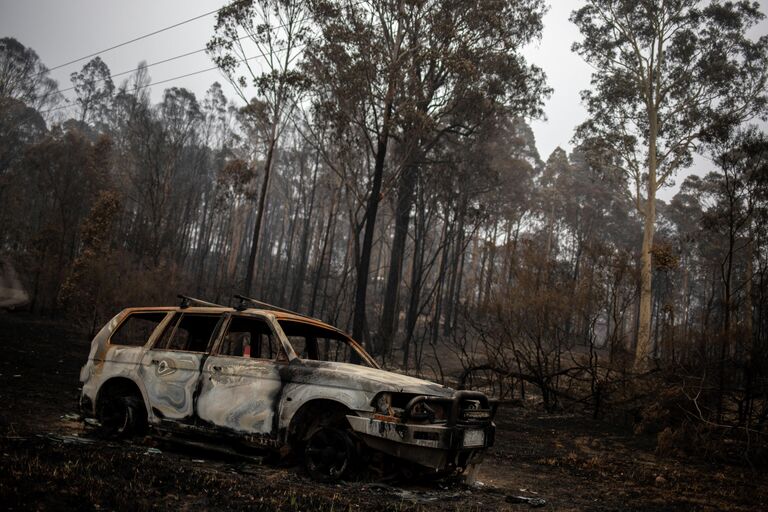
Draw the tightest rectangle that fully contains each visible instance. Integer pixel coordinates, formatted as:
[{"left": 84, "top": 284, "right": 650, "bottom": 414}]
[
  {"left": 152, "top": 359, "right": 173, "bottom": 376},
  {"left": 211, "top": 365, "right": 222, "bottom": 372}
]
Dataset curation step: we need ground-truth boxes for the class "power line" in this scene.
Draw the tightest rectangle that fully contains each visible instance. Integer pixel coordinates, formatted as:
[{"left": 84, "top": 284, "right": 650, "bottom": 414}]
[
  {"left": 46, "top": 6, "right": 224, "bottom": 73},
  {"left": 45, "top": 0, "right": 366, "bottom": 78},
  {"left": 58, "top": 47, "right": 208, "bottom": 94},
  {"left": 42, "top": 64, "right": 223, "bottom": 114},
  {"left": 38, "top": 0, "right": 370, "bottom": 113},
  {"left": 57, "top": 34, "right": 259, "bottom": 95},
  {"left": 42, "top": 43, "right": 307, "bottom": 115}
]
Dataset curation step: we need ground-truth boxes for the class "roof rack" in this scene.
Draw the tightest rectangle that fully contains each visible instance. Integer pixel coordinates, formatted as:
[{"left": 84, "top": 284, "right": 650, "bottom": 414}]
[
  {"left": 233, "top": 294, "right": 322, "bottom": 322},
  {"left": 178, "top": 294, "right": 225, "bottom": 309}
]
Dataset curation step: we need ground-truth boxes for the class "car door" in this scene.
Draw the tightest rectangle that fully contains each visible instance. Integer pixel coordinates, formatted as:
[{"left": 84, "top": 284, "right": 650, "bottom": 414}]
[
  {"left": 196, "top": 313, "right": 285, "bottom": 437},
  {"left": 139, "top": 311, "right": 222, "bottom": 422}
]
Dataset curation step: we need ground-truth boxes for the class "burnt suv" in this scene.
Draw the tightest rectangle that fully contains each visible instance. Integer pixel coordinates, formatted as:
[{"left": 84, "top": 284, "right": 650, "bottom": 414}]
[{"left": 79, "top": 297, "right": 495, "bottom": 480}]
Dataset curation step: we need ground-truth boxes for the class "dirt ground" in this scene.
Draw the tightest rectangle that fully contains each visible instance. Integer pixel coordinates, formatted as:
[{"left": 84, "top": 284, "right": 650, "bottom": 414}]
[{"left": 1, "top": 313, "right": 765, "bottom": 511}]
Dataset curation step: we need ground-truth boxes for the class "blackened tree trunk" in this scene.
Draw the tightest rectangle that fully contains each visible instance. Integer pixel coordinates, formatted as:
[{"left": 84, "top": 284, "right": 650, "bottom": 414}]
[
  {"left": 403, "top": 189, "right": 427, "bottom": 369},
  {"left": 290, "top": 154, "right": 319, "bottom": 310},
  {"left": 351, "top": 93, "right": 395, "bottom": 345},
  {"left": 310, "top": 184, "right": 340, "bottom": 316},
  {"left": 444, "top": 202, "right": 466, "bottom": 335},
  {"left": 379, "top": 160, "right": 418, "bottom": 356},
  {"left": 244, "top": 136, "right": 277, "bottom": 296}
]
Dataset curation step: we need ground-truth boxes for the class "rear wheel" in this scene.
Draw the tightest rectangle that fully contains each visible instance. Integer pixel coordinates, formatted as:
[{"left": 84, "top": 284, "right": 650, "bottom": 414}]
[{"left": 98, "top": 394, "right": 146, "bottom": 439}]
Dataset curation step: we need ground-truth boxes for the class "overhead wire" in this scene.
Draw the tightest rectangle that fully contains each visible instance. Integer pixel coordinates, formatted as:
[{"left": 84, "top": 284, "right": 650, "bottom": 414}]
[
  {"left": 48, "top": 9, "right": 320, "bottom": 96},
  {"left": 42, "top": 64, "right": 230, "bottom": 115},
  {"left": 58, "top": 47, "right": 212, "bottom": 94},
  {"left": 40, "top": 0, "right": 367, "bottom": 114},
  {"left": 41, "top": 43, "right": 308, "bottom": 115},
  {"left": 56, "top": 29, "right": 279, "bottom": 95},
  {"left": 45, "top": 6, "right": 225, "bottom": 73},
  {"left": 45, "top": 0, "right": 366, "bottom": 82}
]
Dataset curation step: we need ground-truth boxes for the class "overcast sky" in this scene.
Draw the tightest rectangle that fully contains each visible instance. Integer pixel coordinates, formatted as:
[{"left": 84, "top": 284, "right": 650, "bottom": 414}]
[{"left": 2, "top": 0, "right": 767, "bottom": 200}]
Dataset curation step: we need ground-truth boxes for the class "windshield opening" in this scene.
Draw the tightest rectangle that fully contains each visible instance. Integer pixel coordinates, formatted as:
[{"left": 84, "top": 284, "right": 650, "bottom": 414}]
[{"left": 277, "top": 320, "right": 375, "bottom": 367}]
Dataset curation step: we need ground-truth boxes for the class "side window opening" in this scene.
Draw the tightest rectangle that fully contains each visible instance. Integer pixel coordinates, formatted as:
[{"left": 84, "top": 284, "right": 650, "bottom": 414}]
[
  {"left": 110, "top": 312, "right": 168, "bottom": 347},
  {"left": 218, "top": 316, "right": 280, "bottom": 360},
  {"left": 154, "top": 313, "right": 220, "bottom": 353}
]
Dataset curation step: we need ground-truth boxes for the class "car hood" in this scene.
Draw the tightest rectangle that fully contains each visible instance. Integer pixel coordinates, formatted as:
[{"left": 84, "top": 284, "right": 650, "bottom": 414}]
[{"left": 293, "top": 360, "right": 454, "bottom": 397}]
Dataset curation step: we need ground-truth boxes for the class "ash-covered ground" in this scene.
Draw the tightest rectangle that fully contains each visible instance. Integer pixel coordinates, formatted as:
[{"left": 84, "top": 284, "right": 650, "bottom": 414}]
[{"left": 1, "top": 313, "right": 764, "bottom": 511}]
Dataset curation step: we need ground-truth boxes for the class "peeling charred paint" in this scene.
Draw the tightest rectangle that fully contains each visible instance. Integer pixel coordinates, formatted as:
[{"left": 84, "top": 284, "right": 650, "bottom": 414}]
[
  {"left": 79, "top": 305, "right": 496, "bottom": 473},
  {"left": 196, "top": 356, "right": 282, "bottom": 434}
]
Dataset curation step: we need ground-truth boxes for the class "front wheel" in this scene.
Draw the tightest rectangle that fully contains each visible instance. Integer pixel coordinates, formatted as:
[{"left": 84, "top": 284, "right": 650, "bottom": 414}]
[{"left": 304, "top": 427, "right": 357, "bottom": 482}]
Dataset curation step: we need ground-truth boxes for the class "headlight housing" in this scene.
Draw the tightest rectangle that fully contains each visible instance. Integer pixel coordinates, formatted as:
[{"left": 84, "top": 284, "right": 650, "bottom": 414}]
[
  {"left": 410, "top": 400, "right": 446, "bottom": 421},
  {"left": 374, "top": 392, "right": 393, "bottom": 416},
  {"left": 372, "top": 392, "right": 447, "bottom": 422}
]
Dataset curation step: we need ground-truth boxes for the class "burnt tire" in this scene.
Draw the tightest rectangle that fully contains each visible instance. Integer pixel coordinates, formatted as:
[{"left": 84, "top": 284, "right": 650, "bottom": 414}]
[
  {"left": 304, "top": 427, "right": 357, "bottom": 482},
  {"left": 98, "top": 394, "right": 146, "bottom": 439}
]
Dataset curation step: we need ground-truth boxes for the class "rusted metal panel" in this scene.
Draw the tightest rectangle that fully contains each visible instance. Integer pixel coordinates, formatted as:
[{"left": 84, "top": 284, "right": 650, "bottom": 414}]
[
  {"left": 196, "top": 356, "right": 282, "bottom": 434},
  {"left": 346, "top": 415, "right": 448, "bottom": 449},
  {"left": 139, "top": 350, "right": 204, "bottom": 420}
]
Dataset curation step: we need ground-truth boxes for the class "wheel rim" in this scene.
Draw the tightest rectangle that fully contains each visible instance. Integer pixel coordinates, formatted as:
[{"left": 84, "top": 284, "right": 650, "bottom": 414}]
[{"left": 305, "top": 428, "right": 353, "bottom": 480}]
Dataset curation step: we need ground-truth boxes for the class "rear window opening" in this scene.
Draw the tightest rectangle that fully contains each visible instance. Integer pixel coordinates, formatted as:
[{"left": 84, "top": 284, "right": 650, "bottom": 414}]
[
  {"left": 110, "top": 312, "right": 168, "bottom": 346},
  {"left": 154, "top": 313, "right": 221, "bottom": 353}
]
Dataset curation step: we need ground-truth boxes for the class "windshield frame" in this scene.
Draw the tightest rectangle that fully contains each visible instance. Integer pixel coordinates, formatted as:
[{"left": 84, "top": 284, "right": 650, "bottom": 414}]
[{"left": 275, "top": 319, "right": 379, "bottom": 368}]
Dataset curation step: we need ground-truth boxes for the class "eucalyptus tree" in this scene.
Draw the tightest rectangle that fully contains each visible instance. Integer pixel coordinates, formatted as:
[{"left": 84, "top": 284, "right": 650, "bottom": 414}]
[
  {"left": 0, "top": 37, "right": 59, "bottom": 111},
  {"left": 305, "top": 0, "right": 549, "bottom": 349},
  {"left": 304, "top": 0, "right": 410, "bottom": 345},
  {"left": 208, "top": 0, "right": 312, "bottom": 295},
  {"left": 571, "top": 0, "right": 768, "bottom": 366},
  {"left": 12, "top": 129, "right": 108, "bottom": 311},
  {"left": 70, "top": 57, "right": 115, "bottom": 126},
  {"left": 0, "top": 38, "right": 56, "bottom": 211},
  {"left": 377, "top": 0, "right": 550, "bottom": 357},
  {"left": 702, "top": 130, "right": 767, "bottom": 340},
  {"left": 700, "top": 129, "right": 768, "bottom": 417}
]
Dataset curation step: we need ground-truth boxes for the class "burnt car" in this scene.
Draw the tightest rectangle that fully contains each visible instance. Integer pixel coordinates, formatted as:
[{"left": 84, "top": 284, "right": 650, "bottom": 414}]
[{"left": 79, "top": 296, "right": 495, "bottom": 480}]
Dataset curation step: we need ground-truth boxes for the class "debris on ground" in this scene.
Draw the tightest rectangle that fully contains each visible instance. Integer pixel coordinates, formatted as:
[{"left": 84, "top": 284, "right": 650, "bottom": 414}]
[
  {"left": 43, "top": 433, "right": 98, "bottom": 445},
  {"left": 505, "top": 494, "right": 547, "bottom": 507},
  {"left": 360, "top": 482, "right": 465, "bottom": 504}
]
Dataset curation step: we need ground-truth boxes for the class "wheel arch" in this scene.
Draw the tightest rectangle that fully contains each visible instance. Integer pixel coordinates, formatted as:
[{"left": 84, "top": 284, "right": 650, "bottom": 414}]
[
  {"left": 95, "top": 376, "right": 148, "bottom": 416},
  {"left": 284, "top": 398, "right": 355, "bottom": 447}
]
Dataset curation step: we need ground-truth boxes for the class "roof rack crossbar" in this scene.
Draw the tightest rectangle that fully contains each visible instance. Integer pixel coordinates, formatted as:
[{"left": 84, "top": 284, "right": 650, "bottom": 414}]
[
  {"left": 233, "top": 294, "right": 322, "bottom": 322},
  {"left": 178, "top": 294, "right": 225, "bottom": 309}
]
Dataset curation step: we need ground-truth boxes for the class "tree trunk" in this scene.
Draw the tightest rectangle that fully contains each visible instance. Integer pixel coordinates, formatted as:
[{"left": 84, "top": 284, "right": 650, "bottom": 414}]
[
  {"left": 244, "top": 135, "right": 278, "bottom": 296},
  {"left": 379, "top": 160, "right": 418, "bottom": 356},
  {"left": 444, "top": 202, "right": 466, "bottom": 335},
  {"left": 278, "top": 198, "right": 302, "bottom": 305},
  {"left": 745, "top": 234, "right": 754, "bottom": 352},
  {"left": 403, "top": 192, "right": 427, "bottom": 370},
  {"left": 431, "top": 215, "right": 451, "bottom": 346},
  {"left": 634, "top": 117, "right": 658, "bottom": 369},
  {"left": 310, "top": 185, "right": 340, "bottom": 316},
  {"left": 482, "top": 223, "right": 498, "bottom": 307},
  {"left": 351, "top": 91, "right": 395, "bottom": 345},
  {"left": 290, "top": 153, "right": 319, "bottom": 310}
]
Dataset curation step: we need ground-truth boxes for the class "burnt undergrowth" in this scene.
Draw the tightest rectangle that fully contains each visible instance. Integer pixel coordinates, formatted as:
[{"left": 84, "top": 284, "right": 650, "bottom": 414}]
[{"left": 2, "top": 315, "right": 767, "bottom": 511}]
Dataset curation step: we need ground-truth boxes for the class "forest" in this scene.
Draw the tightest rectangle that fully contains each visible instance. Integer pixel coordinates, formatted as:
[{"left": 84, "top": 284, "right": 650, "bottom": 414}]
[{"left": 2, "top": 0, "right": 768, "bottom": 468}]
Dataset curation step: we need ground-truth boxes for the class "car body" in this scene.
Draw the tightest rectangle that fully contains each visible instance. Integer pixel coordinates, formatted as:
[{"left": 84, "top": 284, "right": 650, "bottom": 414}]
[{"left": 79, "top": 302, "right": 495, "bottom": 479}]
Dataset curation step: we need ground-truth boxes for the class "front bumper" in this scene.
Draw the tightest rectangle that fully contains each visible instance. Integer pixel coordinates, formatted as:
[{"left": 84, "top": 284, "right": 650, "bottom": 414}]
[{"left": 346, "top": 391, "right": 496, "bottom": 470}]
